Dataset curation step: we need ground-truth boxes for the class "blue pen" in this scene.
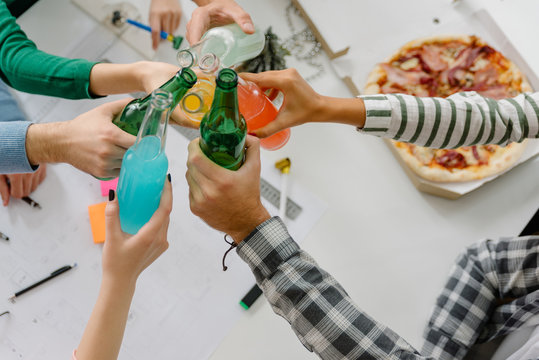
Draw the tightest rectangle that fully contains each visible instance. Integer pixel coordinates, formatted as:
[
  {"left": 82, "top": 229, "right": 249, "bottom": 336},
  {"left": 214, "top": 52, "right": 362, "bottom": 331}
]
[{"left": 125, "top": 18, "right": 184, "bottom": 49}]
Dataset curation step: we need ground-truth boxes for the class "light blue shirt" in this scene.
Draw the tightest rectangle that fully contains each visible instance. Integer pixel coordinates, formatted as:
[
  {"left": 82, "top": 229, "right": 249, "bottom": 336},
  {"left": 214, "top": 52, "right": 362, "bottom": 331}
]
[{"left": 0, "top": 79, "right": 35, "bottom": 173}]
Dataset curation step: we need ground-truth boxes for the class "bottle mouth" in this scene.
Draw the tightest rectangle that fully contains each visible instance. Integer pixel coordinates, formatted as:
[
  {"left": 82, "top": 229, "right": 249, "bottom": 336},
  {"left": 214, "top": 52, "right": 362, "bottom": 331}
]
[
  {"left": 178, "top": 67, "right": 198, "bottom": 87},
  {"left": 177, "top": 50, "right": 195, "bottom": 68},
  {"left": 182, "top": 92, "right": 204, "bottom": 113},
  {"left": 199, "top": 53, "right": 220, "bottom": 73},
  {"left": 150, "top": 89, "right": 173, "bottom": 110},
  {"left": 216, "top": 68, "right": 238, "bottom": 89}
]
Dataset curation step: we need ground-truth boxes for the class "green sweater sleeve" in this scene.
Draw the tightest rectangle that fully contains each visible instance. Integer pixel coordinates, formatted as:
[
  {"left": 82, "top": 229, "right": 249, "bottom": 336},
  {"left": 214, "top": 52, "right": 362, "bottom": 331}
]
[{"left": 0, "top": 0, "right": 98, "bottom": 99}]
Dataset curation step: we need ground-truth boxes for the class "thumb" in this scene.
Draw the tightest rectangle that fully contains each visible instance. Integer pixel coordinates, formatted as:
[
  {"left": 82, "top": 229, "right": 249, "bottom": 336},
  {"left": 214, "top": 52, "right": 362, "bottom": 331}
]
[
  {"left": 251, "top": 112, "right": 289, "bottom": 138},
  {"left": 99, "top": 98, "right": 132, "bottom": 116},
  {"left": 243, "top": 135, "right": 261, "bottom": 167},
  {"left": 105, "top": 190, "right": 123, "bottom": 240}
]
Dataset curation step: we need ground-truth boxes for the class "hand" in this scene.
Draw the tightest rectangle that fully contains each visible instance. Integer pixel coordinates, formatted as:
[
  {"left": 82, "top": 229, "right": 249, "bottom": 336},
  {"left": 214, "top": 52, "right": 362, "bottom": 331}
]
[
  {"left": 149, "top": 0, "right": 183, "bottom": 50},
  {"left": 187, "top": 0, "right": 254, "bottom": 44},
  {"left": 26, "top": 99, "right": 136, "bottom": 179},
  {"left": 137, "top": 61, "right": 196, "bottom": 128},
  {"left": 0, "top": 165, "right": 47, "bottom": 206},
  {"left": 186, "top": 136, "right": 270, "bottom": 243},
  {"left": 102, "top": 179, "right": 172, "bottom": 286},
  {"left": 240, "top": 69, "right": 366, "bottom": 137}
]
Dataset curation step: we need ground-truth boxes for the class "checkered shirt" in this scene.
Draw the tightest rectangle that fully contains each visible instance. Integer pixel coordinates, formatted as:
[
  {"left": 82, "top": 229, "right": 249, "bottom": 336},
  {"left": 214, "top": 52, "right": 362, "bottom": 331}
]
[{"left": 237, "top": 217, "right": 539, "bottom": 360}]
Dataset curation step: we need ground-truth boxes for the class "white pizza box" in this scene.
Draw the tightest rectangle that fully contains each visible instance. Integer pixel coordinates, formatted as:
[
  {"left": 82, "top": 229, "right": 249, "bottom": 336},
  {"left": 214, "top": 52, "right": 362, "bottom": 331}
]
[
  {"left": 293, "top": 1, "right": 539, "bottom": 199},
  {"left": 385, "top": 139, "right": 539, "bottom": 200}
]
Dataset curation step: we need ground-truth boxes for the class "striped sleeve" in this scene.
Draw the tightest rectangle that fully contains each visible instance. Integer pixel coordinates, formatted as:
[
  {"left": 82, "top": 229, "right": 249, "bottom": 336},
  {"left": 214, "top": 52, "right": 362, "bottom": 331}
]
[{"left": 358, "top": 92, "right": 539, "bottom": 148}]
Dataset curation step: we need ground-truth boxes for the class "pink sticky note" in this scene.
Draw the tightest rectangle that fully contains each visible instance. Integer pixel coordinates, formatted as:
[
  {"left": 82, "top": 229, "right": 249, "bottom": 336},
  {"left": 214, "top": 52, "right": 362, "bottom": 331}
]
[{"left": 100, "top": 178, "right": 118, "bottom": 197}]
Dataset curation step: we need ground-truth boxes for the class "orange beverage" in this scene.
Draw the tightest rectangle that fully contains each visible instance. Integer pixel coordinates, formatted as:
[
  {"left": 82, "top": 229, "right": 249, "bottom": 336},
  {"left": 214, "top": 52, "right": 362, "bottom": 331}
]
[
  {"left": 237, "top": 79, "right": 290, "bottom": 150},
  {"left": 180, "top": 72, "right": 216, "bottom": 125}
]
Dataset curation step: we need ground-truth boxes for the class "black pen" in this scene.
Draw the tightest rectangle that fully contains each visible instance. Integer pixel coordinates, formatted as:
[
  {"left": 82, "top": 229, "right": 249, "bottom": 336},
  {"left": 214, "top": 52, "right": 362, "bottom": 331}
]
[
  {"left": 0, "top": 231, "right": 8, "bottom": 241},
  {"left": 0, "top": 311, "right": 9, "bottom": 317},
  {"left": 8, "top": 263, "right": 77, "bottom": 303},
  {"left": 239, "top": 284, "right": 263, "bottom": 310},
  {"left": 21, "top": 196, "right": 41, "bottom": 209}
]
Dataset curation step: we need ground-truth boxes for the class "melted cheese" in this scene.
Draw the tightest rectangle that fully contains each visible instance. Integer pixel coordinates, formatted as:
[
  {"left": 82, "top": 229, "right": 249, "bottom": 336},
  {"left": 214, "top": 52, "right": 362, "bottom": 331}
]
[
  {"left": 400, "top": 57, "right": 419, "bottom": 70},
  {"left": 413, "top": 147, "right": 435, "bottom": 165}
]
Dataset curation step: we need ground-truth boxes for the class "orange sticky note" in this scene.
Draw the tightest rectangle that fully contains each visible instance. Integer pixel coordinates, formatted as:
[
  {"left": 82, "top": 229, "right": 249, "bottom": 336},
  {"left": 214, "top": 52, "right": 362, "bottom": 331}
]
[{"left": 88, "top": 202, "right": 107, "bottom": 243}]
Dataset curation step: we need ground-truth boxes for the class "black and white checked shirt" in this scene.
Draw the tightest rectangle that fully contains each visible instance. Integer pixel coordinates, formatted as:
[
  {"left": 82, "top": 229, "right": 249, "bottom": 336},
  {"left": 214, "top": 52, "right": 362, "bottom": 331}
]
[{"left": 237, "top": 217, "right": 539, "bottom": 360}]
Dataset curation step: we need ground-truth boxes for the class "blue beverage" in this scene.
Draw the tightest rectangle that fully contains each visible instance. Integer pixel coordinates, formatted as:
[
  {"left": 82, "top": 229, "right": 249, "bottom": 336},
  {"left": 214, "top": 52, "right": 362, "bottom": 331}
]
[
  {"left": 117, "top": 136, "right": 168, "bottom": 234},
  {"left": 117, "top": 89, "right": 172, "bottom": 234}
]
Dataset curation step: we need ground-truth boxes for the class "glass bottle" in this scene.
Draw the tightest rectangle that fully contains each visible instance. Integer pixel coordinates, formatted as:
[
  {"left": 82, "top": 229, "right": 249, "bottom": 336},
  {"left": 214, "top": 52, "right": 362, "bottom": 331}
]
[
  {"left": 200, "top": 68, "right": 246, "bottom": 170},
  {"left": 237, "top": 78, "right": 290, "bottom": 151},
  {"left": 179, "top": 54, "right": 220, "bottom": 126},
  {"left": 177, "top": 23, "right": 265, "bottom": 69},
  {"left": 117, "top": 89, "right": 172, "bottom": 235},
  {"left": 113, "top": 67, "right": 197, "bottom": 136}
]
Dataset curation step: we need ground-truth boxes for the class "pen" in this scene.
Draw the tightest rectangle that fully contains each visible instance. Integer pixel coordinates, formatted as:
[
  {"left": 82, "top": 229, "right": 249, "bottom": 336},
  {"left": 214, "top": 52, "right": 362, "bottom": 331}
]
[
  {"left": 0, "top": 311, "right": 9, "bottom": 317},
  {"left": 21, "top": 196, "right": 41, "bottom": 209},
  {"left": 8, "top": 263, "right": 77, "bottom": 303},
  {"left": 0, "top": 231, "right": 8, "bottom": 241},
  {"left": 275, "top": 158, "right": 291, "bottom": 220},
  {"left": 239, "top": 284, "right": 263, "bottom": 310}
]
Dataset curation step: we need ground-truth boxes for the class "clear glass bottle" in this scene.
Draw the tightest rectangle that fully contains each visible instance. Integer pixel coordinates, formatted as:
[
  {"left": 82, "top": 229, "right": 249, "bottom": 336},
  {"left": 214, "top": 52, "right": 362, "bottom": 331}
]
[
  {"left": 177, "top": 23, "right": 265, "bottom": 69},
  {"left": 199, "top": 68, "right": 246, "bottom": 170},
  {"left": 117, "top": 89, "right": 172, "bottom": 235}
]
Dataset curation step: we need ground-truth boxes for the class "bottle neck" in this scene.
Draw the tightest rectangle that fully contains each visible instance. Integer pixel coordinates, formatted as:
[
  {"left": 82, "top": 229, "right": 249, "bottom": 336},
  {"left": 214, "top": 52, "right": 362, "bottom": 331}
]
[
  {"left": 210, "top": 86, "right": 240, "bottom": 119},
  {"left": 136, "top": 90, "right": 173, "bottom": 153}
]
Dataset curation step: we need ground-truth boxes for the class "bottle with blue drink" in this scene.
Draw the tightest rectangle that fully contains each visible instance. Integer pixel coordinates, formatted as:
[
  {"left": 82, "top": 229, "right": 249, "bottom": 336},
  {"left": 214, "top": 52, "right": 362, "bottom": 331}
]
[{"left": 117, "top": 89, "right": 172, "bottom": 234}]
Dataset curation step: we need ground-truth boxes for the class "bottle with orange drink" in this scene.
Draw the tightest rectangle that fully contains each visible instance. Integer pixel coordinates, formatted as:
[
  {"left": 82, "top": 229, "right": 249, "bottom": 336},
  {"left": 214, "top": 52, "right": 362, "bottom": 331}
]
[{"left": 237, "top": 78, "right": 290, "bottom": 151}]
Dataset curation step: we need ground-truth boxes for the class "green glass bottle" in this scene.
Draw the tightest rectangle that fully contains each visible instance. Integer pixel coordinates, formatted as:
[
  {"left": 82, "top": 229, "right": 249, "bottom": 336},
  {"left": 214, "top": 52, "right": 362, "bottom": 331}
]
[
  {"left": 113, "top": 67, "right": 197, "bottom": 136},
  {"left": 199, "top": 68, "right": 246, "bottom": 170}
]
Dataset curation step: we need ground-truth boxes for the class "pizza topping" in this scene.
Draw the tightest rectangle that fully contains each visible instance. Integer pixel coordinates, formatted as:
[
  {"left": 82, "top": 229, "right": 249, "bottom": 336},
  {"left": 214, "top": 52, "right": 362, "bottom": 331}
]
[
  {"left": 435, "top": 150, "right": 467, "bottom": 169},
  {"left": 380, "top": 63, "right": 429, "bottom": 86},
  {"left": 400, "top": 57, "right": 420, "bottom": 70},
  {"left": 420, "top": 45, "right": 448, "bottom": 72},
  {"left": 475, "top": 84, "right": 510, "bottom": 99}
]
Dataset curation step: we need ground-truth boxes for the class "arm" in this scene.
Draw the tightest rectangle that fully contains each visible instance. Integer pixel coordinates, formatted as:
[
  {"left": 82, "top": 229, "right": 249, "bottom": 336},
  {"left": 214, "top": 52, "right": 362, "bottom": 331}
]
[
  {"left": 240, "top": 69, "right": 539, "bottom": 147},
  {"left": 422, "top": 235, "right": 539, "bottom": 360},
  {"left": 186, "top": 136, "right": 431, "bottom": 359},
  {"left": 76, "top": 179, "right": 172, "bottom": 360},
  {"left": 186, "top": 0, "right": 253, "bottom": 44},
  {"left": 25, "top": 99, "right": 135, "bottom": 179},
  {"left": 0, "top": 2, "right": 179, "bottom": 98}
]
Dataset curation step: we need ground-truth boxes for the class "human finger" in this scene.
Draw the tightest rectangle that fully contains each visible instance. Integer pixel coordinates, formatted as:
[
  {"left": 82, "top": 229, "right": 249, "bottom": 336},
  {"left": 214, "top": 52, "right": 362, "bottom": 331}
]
[
  {"left": 186, "top": 7, "right": 210, "bottom": 44},
  {"left": 0, "top": 175, "right": 10, "bottom": 206},
  {"left": 150, "top": 12, "right": 161, "bottom": 50},
  {"left": 241, "top": 135, "right": 261, "bottom": 172},
  {"left": 8, "top": 175, "right": 24, "bottom": 198},
  {"left": 228, "top": 4, "right": 254, "bottom": 34},
  {"left": 104, "top": 190, "right": 123, "bottom": 239}
]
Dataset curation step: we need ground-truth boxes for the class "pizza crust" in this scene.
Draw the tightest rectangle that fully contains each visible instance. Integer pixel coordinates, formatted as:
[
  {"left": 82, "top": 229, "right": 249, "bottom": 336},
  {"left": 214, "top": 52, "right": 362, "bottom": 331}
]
[{"left": 392, "top": 140, "right": 527, "bottom": 182}]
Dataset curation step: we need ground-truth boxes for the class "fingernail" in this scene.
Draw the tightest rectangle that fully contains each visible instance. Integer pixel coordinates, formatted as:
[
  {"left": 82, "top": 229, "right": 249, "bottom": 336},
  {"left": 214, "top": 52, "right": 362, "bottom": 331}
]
[
  {"left": 248, "top": 132, "right": 258, "bottom": 137},
  {"left": 243, "top": 22, "right": 254, "bottom": 32},
  {"left": 167, "top": 173, "right": 172, "bottom": 182},
  {"left": 108, "top": 189, "right": 115, "bottom": 201}
]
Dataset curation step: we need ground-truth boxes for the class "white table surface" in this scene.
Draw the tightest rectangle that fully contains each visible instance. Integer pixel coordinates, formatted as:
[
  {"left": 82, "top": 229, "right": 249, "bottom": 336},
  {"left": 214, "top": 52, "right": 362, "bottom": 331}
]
[{"left": 11, "top": 0, "right": 539, "bottom": 359}]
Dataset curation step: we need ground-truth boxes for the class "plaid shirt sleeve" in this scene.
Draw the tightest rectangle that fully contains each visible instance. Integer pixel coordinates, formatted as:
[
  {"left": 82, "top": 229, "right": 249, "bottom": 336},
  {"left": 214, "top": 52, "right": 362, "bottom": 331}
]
[
  {"left": 236, "top": 217, "right": 430, "bottom": 360},
  {"left": 358, "top": 92, "right": 539, "bottom": 148},
  {"left": 421, "top": 235, "right": 539, "bottom": 360}
]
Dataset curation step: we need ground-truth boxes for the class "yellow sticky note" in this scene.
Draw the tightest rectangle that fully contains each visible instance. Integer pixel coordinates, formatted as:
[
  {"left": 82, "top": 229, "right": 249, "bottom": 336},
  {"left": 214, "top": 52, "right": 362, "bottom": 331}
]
[{"left": 88, "top": 202, "right": 107, "bottom": 244}]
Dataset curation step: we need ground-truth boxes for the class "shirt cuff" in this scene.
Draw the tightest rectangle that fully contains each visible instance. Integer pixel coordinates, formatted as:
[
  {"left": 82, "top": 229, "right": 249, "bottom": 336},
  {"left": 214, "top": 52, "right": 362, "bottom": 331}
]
[
  {"left": 0, "top": 121, "right": 38, "bottom": 173},
  {"left": 236, "top": 216, "right": 300, "bottom": 283},
  {"left": 356, "top": 94, "right": 393, "bottom": 136}
]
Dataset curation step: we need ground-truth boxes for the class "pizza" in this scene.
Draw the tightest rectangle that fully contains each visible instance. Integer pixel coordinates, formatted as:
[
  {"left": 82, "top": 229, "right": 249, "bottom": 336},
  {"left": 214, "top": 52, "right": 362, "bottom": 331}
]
[{"left": 365, "top": 35, "right": 531, "bottom": 182}]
